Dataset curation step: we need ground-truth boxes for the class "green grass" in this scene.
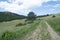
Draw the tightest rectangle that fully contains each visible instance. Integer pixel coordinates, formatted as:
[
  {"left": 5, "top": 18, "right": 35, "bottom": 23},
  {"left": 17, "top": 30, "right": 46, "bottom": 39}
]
[
  {"left": 45, "top": 14, "right": 60, "bottom": 35},
  {"left": 0, "top": 13, "right": 60, "bottom": 40},
  {"left": 0, "top": 19, "right": 25, "bottom": 35},
  {"left": 0, "top": 19, "right": 40, "bottom": 40}
]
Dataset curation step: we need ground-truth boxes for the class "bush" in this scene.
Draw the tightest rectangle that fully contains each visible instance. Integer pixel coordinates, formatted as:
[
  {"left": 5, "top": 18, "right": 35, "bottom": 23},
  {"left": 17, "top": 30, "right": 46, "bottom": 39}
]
[
  {"left": 25, "top": 20, "right": 28, "bottom": 22},
  {"left": 52, "top": 15, "right": 56, "bottom": 18},
  {"left": 27, "top": 21, "right": 33, "bottom": 24},
  {"left": 38, "top": 19, "right": 41, "bottom": 20},
  {"left": 16, "top": 23, "right": 23, "bottom": 26},
  {"left": 16, "top": 23, "right": 27, "bottom": 27},
  {"left": 46, "top": 14, "right": 49, "bottom": 16}
]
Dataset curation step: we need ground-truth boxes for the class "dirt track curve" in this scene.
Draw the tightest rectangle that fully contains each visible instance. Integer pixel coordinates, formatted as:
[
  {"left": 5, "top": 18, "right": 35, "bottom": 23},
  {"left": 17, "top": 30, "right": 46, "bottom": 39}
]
[
  {"left": 22, "top": 21, "right": 60, "bottom": 40},
  {"left": 45, "top": 21, "right": 60, "bottom": 40}
]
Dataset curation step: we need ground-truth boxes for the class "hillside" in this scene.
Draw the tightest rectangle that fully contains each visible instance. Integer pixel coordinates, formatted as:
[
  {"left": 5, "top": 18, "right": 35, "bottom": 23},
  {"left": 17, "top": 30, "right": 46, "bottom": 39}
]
[
  {"left": 45, "top": 13, "right": 60, "bottom": 35},
  {"left": 0, "top": 12, "right": 26, "bottom": 22},
  {"left": 0, "top": 13, "right": 60, "bottom": 40}
]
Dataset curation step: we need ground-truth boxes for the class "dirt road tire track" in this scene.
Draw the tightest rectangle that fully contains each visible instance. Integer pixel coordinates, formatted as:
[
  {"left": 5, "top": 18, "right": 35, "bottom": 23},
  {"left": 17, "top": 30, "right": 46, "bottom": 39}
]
[
  {"left": 21, "top": 21, "right": 60, "bottom": 40},
  {"left": 23, "top": 26, "right": 42, "bottom": 40},
  {"left": 45, "top": 21, "right": 60, "bottom": 40}
]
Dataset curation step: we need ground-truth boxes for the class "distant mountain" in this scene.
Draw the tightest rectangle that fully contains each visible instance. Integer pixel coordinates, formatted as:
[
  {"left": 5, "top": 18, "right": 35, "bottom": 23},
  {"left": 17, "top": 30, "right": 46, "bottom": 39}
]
[{"left": 0, "top": 12, "right": 26, "bottom": 22}]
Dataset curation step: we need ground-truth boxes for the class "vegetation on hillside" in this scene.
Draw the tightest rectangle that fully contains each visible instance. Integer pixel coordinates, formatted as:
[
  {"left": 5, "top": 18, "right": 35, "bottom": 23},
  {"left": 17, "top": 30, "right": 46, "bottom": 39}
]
[
  {"left": 46, "top": 14, "right": 60, "bottom": 35},
  {"left": 0, "top": 19, "right": 40, "bottom": 40},
  {"left": 0, "top": 11, "right": 60, "bottom": 40},
  {"left": 27, "top": 12, "right": 36, "bottom": 21},
  {"left": 0, "top": 12, "right": 26, "bottom": 22}
]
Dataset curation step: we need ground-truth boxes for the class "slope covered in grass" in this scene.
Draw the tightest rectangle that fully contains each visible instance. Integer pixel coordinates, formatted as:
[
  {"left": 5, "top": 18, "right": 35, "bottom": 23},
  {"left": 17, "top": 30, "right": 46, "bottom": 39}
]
[
  {"left": 46, "top": 13, "right": 60, "bottom": 35},
  {"left": 0, "top": 12, "right": 26, "bottom": 22},
  {"left": 0, "top": 19, "right": 40, "bottom": 40}
]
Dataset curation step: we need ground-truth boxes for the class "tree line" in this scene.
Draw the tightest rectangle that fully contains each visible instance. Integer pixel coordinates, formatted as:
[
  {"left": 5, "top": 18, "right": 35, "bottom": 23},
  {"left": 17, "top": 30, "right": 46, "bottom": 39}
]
[{"left": 0, "top": 11, "right": 51, "bottom": 22}]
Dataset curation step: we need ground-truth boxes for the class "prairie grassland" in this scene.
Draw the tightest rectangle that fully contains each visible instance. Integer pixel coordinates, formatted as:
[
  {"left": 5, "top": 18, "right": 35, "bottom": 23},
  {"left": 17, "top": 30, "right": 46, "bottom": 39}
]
[
  {"left": 44, "top": 14, "right": 60, "bottom": 35},
  {"left": 0, "top": 19, "right": 40, "bottom": 40}
]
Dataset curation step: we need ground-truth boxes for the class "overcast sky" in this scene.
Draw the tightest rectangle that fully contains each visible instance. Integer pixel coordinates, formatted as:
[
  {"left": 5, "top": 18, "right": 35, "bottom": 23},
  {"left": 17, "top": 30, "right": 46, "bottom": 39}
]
[{"left": 0, "top": 0, "right": 60, "bottom": 16}]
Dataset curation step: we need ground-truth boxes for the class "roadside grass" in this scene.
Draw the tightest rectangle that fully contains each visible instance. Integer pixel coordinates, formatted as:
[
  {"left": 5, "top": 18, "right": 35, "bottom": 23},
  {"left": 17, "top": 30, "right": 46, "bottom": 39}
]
[
  {"left": 45, "top": 14, "right": 60, "bottom": 35},
  {"left": 0, "top": 19, "right": 40, "bottom": 40},
  {"left": 0, "top": 19, "right": 25, "bottom": 36}
]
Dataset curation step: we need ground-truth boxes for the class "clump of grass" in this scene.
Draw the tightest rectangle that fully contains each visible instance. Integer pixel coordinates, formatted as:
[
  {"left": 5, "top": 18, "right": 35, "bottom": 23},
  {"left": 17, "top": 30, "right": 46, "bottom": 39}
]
[{"left": 0, "top": 31, "right": 17, "bottom": 40}]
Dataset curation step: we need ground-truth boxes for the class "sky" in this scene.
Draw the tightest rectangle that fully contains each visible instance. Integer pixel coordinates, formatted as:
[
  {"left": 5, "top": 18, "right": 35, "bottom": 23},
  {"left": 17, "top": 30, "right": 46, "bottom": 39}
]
[{"left": 0, "top": 0, "right": 60, "bottom": 16}]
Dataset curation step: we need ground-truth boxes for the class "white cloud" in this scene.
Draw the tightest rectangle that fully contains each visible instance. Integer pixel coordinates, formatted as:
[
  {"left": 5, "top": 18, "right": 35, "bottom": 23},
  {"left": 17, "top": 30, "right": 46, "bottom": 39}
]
[
  {"left": 51, "top": 4, "right": 60, "bottom": 12},
  {"left": 51, "top": 9, "right": 55, "bottom": 11},
  {"left": 53, "top": 4, "right": 60, "bottom": 7},
  {"left": 0, "top": 0, "right": 56, "bottom": 15},
  {"left": 52, "top": 0, "right": 57, "bottom": 1}
]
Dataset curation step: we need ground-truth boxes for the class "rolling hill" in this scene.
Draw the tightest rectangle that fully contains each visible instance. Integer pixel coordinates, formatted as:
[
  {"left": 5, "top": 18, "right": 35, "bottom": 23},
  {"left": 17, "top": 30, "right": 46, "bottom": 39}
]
[
  {"left": 0, "top": 12, "right": 26, "bottom": 22},
  {"left": 45, "top": 13, "right": 60, "bottom": 35},
  {"left": 0, "top": 13, "right": 60, "bottom": 40}
]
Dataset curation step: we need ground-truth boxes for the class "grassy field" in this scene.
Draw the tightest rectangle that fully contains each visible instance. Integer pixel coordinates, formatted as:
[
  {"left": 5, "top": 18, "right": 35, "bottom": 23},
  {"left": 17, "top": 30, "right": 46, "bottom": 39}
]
[
  {"left": 0, "top": 13, "right": 60, "bottom": 40},
  {"left": 43, "top": 13, "right": 60, "bottom": 35},
  {"left": 0, "top": 19, "right": 40, "bottom": 40}
]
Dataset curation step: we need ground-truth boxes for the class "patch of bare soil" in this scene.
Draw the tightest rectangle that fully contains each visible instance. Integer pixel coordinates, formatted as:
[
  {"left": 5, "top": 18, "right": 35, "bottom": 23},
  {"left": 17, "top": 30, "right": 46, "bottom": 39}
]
[
  {"left": 23, "top": 25, "right": 42, "bottom": 40},
  {"left": 23, "top": 24, "right": 51, "bottom": 40}
]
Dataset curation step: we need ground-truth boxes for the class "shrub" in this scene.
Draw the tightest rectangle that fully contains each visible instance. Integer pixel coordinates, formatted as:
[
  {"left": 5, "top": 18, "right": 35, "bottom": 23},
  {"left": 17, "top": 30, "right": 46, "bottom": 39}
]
[
  {"left": 16, "top": 23, "right": 27, "bottom": 27},
  {"left": 25, "top": 20, "right": 28, "bottom": 22},
  {"left": 46, "top": 14, "right": 49, "bottom": 16},
  {"left": 27, "top": 21, "right": 34, "bottom": 24},
  {"left": 16, "top": 23, "right": 23, "bottom": 26},
  {"left": 52, "top": 15, "right": 56, "bottom": 18},
  {"left": 38, "top": 19, "right": 41, "bottom": 20}
]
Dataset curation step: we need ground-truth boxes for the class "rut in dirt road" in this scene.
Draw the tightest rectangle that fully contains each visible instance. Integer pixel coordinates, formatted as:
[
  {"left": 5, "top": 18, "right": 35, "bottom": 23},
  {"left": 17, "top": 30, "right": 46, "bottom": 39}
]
[
  {"left": 23, "top": 24, "right": 51, "bottom": 40},
  {"left": 45, "top": 21, "right": 60, "bottom": 40},
  {"left": 22, "top": 21, "right": 60, "bottom": 40},
  {"left": 23, "top": 26, "right": 42, "bottom": 40}
]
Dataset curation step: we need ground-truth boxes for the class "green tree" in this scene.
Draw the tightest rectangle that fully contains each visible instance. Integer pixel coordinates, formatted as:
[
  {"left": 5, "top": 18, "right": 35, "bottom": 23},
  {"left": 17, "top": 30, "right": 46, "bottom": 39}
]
[{"left": 27, "top": 12, "right": 36, "bottom": 21}]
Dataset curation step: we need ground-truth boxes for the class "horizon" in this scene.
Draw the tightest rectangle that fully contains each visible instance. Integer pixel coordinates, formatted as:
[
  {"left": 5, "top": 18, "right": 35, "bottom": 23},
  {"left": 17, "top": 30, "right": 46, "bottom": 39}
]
[{"left": 0, "top": 0, "right": 60, "bottom": 16}]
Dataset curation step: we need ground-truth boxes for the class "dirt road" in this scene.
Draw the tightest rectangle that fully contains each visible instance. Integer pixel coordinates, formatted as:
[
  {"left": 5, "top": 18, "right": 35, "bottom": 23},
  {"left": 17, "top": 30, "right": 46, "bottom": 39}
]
[
  {"left": 45, "top": 21, "right": 60, "bottom": 40},
  {"left": 23, "top": 25, "right": 42, "bottom": 40},
  {"left": 22, "top": 21, "right": 60, "bottom": 40}
]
